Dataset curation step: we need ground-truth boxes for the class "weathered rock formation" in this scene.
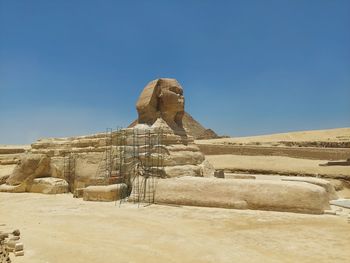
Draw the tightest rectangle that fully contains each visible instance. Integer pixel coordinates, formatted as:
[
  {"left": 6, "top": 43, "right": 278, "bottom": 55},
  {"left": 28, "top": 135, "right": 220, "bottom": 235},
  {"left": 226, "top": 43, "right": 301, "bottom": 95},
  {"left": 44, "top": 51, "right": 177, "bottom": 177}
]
[
  {"left": 6, "top": 154, "right": 51, "bottom": 186},
  {"left": 0, "top": 153, "right": 69, "bottom": 194}
]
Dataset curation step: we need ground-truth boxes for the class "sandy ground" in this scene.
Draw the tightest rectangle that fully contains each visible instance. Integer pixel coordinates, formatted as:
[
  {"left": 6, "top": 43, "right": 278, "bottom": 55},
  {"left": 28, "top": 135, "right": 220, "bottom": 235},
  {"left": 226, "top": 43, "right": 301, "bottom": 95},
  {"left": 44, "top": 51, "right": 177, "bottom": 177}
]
[
  {"left": 206, "top": 155, "right": 350, "bottom": 178},
  {"left": 1, "top": 193, "right": 350, "bottom": 263},
  {"left": 197, "top": 127, "right": 350, "bottom": 145}
]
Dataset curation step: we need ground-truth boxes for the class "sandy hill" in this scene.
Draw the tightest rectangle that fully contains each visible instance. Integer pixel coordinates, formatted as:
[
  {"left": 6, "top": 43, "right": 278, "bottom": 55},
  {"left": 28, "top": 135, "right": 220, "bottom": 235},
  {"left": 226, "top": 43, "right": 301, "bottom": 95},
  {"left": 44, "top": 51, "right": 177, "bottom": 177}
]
[{"left": 196, "top": 128, "right": 350, "bottom": 148}]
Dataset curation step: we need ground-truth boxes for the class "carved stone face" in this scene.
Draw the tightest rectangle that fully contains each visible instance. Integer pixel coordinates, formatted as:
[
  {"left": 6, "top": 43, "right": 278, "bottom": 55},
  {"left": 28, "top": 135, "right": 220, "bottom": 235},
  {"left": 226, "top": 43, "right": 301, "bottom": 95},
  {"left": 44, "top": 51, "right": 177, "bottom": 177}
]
[
  {"left": 136, "top": 78, "right": 185, "bottom": 129},
  {"left": 158, "top": 79, "right": 184, "bottom": 127}
]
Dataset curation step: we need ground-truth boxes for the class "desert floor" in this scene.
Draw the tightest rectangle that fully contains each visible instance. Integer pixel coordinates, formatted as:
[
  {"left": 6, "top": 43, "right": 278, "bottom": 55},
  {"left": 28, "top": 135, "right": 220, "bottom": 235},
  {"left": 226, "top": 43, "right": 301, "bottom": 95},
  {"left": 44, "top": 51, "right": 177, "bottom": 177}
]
[{"left": 1, "top": 193, "right": 350, "bottom": 263}]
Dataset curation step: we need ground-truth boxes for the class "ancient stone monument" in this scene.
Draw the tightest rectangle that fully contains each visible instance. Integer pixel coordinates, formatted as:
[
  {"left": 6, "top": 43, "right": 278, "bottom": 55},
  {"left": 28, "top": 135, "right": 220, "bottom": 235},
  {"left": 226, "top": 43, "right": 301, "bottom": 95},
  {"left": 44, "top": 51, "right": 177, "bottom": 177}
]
[
  {"left": 0, "top": 78, "right": 214, "bottom": 198},
  {"left": 136, "top": 78, "right": 185, "bottom": 131},
  {"left": 0, "top": 78, "right": 337, "bottom": 214},
  {"left": 130, "top": 78, "right": 218, "bottom": 139}
]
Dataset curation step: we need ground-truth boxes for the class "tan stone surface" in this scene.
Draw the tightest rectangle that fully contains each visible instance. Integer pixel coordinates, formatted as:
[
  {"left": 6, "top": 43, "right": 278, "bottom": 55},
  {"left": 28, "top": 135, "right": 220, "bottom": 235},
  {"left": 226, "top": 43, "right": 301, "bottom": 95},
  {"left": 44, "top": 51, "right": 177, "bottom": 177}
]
[
  {"left": 206, "top": 155, "right": 350, "bottom": 179},
  {"left": 199, "top": 159, "right": 216, "bottom": 178},
  {"left": 83, "top": 183, "right": 127, "bottom": 202},
  {"left": 75, "top": 152, "right": 109, "bottom": 187},
  {"left": 154, "top": 177, "right": 330, "bottom": 214},
  {"left": 281, "top": 177, "right": 338, "bottom": 200},
  {"left": 0, "top": 145, "right": 30, "bottom": 154},
  {"left": 1, "top": 193, "right": 350, "bottom": 263},
  {"left": 28, "top": 177, "right": 69, "bottom": 194},
  {"left": 164, "top": 150, "right": 205, "bottom": 166},
  {"left": 6, "top": 154, "right": 51, "bottom": 186},
  {"left": 164, "top": 165, "right": 202, "bottom": 178}
]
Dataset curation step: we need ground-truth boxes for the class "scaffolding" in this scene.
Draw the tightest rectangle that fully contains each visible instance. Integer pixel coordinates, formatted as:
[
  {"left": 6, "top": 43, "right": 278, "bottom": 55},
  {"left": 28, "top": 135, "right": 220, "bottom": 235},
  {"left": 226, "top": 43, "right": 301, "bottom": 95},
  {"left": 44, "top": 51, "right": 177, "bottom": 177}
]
[
  {"left": 127, "top": 128, "right": 164, "bottom": 206},
  {"left": 63, "top": 152, "right": 75, "bottom": 193},
  {"left": 94, "top": 128, "right": 113, "bottom": 185},
  {"left": 94, "top": 126, "right": 164, "bottom": 206},
  {"left": 105, "top": 128, "right": 113, "bottom": 179}
]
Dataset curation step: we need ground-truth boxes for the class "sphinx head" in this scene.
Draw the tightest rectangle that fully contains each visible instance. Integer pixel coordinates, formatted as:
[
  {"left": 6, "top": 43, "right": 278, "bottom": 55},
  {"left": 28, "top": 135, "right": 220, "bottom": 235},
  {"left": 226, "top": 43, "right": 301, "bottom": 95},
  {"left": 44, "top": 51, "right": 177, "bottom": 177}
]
[{"left": 136, "top": 78, "right": 185, "bottom": 129}]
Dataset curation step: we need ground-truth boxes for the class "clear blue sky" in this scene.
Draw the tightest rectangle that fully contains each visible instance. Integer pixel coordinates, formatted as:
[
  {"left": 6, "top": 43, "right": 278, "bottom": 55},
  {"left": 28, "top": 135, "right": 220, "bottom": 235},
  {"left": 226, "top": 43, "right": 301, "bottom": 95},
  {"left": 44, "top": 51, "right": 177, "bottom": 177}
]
[{"left": 1, "top": 0, "right": 349, "bottom": 144}]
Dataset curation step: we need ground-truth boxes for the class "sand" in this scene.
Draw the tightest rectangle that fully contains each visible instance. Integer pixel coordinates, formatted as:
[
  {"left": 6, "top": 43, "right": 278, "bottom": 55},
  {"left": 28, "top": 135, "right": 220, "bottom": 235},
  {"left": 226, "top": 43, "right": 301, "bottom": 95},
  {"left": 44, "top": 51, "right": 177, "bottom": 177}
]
[
  {"left": 206, "top": 155, "right": 350, "bottom": 179},
  {"left": 1, "top": 193, "right": 350, "bottom": 263},
  {"left": 197, "top": 127, "right": 350, "bottom": 145}
]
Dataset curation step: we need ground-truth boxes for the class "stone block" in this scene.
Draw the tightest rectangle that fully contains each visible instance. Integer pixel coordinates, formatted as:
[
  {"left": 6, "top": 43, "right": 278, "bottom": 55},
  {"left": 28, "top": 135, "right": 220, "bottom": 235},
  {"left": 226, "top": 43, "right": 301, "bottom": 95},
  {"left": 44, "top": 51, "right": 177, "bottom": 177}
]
[{"left": 83, "top": 184, "right": 127, "bottom": 202}]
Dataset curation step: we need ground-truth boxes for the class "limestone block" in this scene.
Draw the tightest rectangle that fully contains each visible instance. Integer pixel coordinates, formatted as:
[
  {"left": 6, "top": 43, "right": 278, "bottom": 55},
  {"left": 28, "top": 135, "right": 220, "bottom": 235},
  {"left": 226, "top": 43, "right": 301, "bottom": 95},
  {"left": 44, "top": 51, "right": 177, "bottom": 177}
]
[
  {"left": 164, "top": 165, "right": 202, "bottom": 178},
  {"left": 281, "top": 177, "right": 338, "bottom": 200},
  {"left": 30, "top": 149, "right": 56, "bottom": 157},
  {"left": 31, "top": 139, "right": 70, "bottom": 149},
  {"left": 199, "top": 159, "right": 215, "bottom": 177},
  {"left": 28, "top": 177, "right": 69, "bottom": 194},
  {"left": 143, "top": 151, "right": 204, "bottom": 167},
  {"left": 74, "top": 152, "right": 103, "bottom": 187},
  {"left": 83, "top": 183, "right": 127, "bottom": 202},
  {"left": 167, "top": 151, "right": 205, "bottom": 166},
  {"left": 154, "top": 177, "right": 330, "bottom": 214},
  {"left": 69, "top": 138, "right": 102, "bottom": 148},
  {"left": 6, "top": 154, "right": 51, "bottom": 186},
  {"left": 166, "top": 144, "right": 200, "bottom": 152},
  {"left": 0, "top": 146, "right": 28, "bottom": 154},
  {"left": 49, "top": 161, "right": 64, "bottom": 179}
]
